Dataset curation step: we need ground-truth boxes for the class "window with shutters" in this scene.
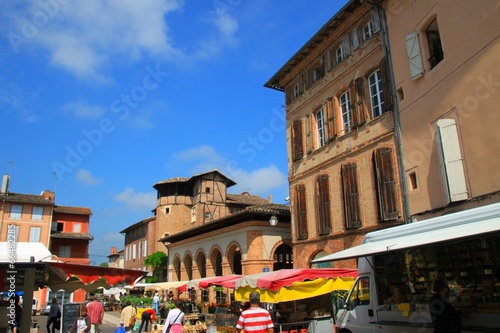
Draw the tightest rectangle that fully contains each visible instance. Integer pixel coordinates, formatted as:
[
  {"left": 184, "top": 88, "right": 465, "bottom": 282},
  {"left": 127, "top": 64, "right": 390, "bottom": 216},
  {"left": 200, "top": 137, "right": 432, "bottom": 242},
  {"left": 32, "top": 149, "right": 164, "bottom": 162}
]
[
  {"left": 315, "top": 108, "right": 326, "bottom": 148},
  {"left": 435, "top": 119, "right": 468, "bottom": 204},
  {"left": 32, "top": 206, "right": 43, "bottom": 220},
  {"left": 293, "top": 83, "right": 299, "bottom": 98},
  {"left": 10, "top": 204, "right": 22, "bottom": 219},
  {"left": 342, "top": 163, "right": 362, "bottom": 229},
  {"left": 363, "top": 21, "right": 374, "bottom": 41},
  {"left": 295, "top": 184, "right": 308, "bottom": 240},
  {"left": 368, "top": 70, "right": 385, "bottom": 118},
  {"left": 373, "top": 148, "right": 399, "bottom": 221},
  {"left": 29, "top": 226, "right": 41, "bottom": 242},
  {"left": 340, "top": 91, "right": 352, "bottom": 133},
  {"left": 336, "top": 44, "right": 345, "bottom": 64},
  {"left": 426, "top": 19, "right": 444, "bottom": 69},
  {"left": 316, "top": 174, "right": 331, "bottom": 235},
  {"left": 292, "top": 120, "right": 304, "bottom": 161}
]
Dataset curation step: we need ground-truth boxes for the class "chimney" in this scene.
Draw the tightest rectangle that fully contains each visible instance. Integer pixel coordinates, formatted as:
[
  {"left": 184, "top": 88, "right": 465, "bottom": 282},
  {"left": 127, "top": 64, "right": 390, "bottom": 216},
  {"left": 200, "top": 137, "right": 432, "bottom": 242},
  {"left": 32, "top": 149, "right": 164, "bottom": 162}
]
[
  {"left": 43, "top": 190, "right": 55, "bottom": 201},
  {"left": 268, "top": 194, "right": 273, "bottom": 203},
  {"left": 1, "top": 175, "right": 10, "bottom": 194},
  {"left": 111, "top": 246, "right": 117, "bottom": 255}
]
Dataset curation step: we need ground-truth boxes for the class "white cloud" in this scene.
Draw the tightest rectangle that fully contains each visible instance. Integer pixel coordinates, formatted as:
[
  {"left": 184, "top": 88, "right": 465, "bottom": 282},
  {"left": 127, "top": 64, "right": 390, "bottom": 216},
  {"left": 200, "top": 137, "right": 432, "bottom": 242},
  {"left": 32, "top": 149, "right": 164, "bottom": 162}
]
[
  {"left": 171, "top": 145, "right": 287, "bottom": 197},
  {"left": 115, "top": 187, "right": 156, "bottom": 210},
  {"left": 62, "top": 99, "right": 106, "bottom": 119},
  {"left": 75, "top": 169, "right": 101, "bottom": 186}
]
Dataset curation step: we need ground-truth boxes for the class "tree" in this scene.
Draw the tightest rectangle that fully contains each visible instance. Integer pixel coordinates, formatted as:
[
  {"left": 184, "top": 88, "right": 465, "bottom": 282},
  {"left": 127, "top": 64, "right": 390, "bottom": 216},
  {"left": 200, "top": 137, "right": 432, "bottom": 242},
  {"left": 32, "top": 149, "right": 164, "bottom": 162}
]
[{"left": 144, "top": 251, "right": 167, "bottom": 283}]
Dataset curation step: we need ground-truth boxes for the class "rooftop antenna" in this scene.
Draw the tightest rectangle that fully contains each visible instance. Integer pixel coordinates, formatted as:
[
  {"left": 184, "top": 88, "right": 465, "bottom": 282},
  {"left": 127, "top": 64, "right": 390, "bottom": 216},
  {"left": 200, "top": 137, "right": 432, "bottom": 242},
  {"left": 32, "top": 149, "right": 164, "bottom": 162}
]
[
  {"left": 52, "top": 171, "right": 58, "bottom": 193},
  {"left": 6, "top": 160, "right": 14, "bottom": 176}
]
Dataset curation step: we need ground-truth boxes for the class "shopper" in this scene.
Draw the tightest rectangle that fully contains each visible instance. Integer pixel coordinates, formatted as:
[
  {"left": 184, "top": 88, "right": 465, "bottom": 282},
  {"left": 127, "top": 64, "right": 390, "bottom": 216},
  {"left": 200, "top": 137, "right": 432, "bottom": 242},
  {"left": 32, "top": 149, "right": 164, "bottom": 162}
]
[
  {"left": 86, "top": 296, "right": 105, "bottom": 333},
  {"left": 162, "top": 300, "right": 184, "bottom": 333},
  {"left": 138, "top": 308, "right": 156, "bottom": 333},
  {"left": 120, "top": 301, "right": 137, "bottom": 333},
  {"left": 46, "top": 297, "right": 61, "bottom": 333},
  {"left": 236, "top": 291, "right": 274, "bottom": 333},
  {"left": 429, "top": 279, "right": 462, "bottom": 333},
  {"left": 68, "top": 304, "right": 91, "bottom": 333},
  {"left": 8, "top": 294, "right": 22, "bottom": 333}
]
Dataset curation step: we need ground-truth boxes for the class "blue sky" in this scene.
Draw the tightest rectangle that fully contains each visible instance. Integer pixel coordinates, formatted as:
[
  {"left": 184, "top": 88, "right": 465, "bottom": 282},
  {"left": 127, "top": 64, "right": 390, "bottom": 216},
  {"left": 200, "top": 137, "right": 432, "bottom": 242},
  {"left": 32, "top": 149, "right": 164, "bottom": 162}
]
[{"left": 0, "top": 1, "right": 348, "bottom": 265}]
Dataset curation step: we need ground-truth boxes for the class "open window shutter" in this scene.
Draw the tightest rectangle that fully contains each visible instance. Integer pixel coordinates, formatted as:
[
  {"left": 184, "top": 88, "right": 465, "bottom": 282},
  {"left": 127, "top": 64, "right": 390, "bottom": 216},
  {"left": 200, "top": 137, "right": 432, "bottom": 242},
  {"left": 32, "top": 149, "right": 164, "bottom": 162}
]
[
  {"left": 348, "top": 80, "right": 357, "bottom": 128},
  {"left": 285, "top": 86, "right": 291, "bottom": 105},
  {"left": 326, "top": 98, "right": 337, "bottom": 141},
  {"left": 295, "top": 184, "right": 308, "bottom": 240},
  {"left": 292, "top": 120, "right": 304, "bottom": 161},
  {"left": 298, "top": 74, "right": 305, "bottom": 94},
  {"left": 379, "top": 56, "right": 392, "bottom": 112},
  {"left": 355, "top": 77, "right": 367, "bottom": 126},
  {"left": 371, "top": 10, "right": 381, "bottom": 33},
  {"left": 342, "top": 163, "right": 362, "bottom": 229},
  {"left": 374, "top": 148, "right": 398, "bottom": 221},
  {"left": 436, "top": 119, "right": 468, "bottom": 203},
  {"left": 326, "top": 50, "right": 332, "bottom": 72},
  {"left": 317, "top": 175, "right": 331, "bottom": 235},
  {"left": 305, "top": 114, "right": 313, "bottom": 154},
  {"left": 351, "top": 28, "right": 359, "bottom": 50},
  {"left": 304, "top": 70, "right": 311, "bottom": 90},
  {"left": 342, "top": 34, "right": 351, "bottom": 56},
  {"left": 405, "top": 32, "right": 424, "bottom": 80}
]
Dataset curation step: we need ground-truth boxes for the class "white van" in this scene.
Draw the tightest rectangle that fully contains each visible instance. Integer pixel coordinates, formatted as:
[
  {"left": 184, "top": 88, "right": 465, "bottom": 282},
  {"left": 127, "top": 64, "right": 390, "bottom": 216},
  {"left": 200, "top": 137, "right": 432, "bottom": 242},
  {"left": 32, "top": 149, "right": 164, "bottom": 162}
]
[
  {"left": 313, "top": 203, "right": 500, "bottom": 333},
  {"left": 32, "top": 298, "right": 38, "bottom": 316}
]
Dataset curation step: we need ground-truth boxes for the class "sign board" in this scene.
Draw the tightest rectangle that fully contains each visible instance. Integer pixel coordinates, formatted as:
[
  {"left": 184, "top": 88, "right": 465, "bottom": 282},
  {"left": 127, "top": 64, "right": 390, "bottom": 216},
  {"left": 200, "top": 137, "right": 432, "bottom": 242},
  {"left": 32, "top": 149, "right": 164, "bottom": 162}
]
[{"left": 62, "top": 303, "right": 83, "bottom": 333}]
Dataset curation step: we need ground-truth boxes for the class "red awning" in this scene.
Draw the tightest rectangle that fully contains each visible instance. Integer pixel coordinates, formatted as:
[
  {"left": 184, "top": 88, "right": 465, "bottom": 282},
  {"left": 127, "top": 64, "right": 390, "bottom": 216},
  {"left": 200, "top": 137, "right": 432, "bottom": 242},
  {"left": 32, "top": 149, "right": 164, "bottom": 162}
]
[
  {"left": 46, "top": 262, "right": 147, "bottom": 292},
  {"left": 234, "top": 268, "right": 358, "bottom": 291}
]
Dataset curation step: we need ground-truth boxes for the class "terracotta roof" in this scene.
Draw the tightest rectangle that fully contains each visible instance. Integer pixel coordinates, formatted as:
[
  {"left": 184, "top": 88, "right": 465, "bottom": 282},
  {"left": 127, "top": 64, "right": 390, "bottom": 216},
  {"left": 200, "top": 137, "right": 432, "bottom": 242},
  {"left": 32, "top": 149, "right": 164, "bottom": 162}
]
[
  {"left": 0, "top": 192, "right": 55, "bottom": 205},
  {"left": 153, "top": 170, "right": 236, "bottom": 188},
  {"left": 119, "top": 216, "right": 156, "bottom": 233},
  {"left": 227, "top": 193, "right": 270, "bottom": 206},
  {"left": 246, "top": 203, "right": 291, "bottom": 214},
  {"left": 50, "top": 232, "right": 94, "bottom": 240},
  {"left": 54, "top": 205, "right": 92, "bottom": 215}
]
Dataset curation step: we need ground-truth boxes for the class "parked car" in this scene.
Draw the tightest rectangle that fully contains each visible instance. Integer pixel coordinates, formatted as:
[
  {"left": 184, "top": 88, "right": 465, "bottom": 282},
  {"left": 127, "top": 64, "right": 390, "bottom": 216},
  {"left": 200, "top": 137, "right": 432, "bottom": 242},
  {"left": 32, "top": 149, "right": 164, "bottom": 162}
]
[{"left": 41, "top": 303, "right": 51, "bottom": 316}]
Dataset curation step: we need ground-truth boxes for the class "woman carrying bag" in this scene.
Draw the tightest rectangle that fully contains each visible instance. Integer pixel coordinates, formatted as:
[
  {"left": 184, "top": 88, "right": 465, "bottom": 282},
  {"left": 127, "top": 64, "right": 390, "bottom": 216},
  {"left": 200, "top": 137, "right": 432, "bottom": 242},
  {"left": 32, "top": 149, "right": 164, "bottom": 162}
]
[
  {"left": 68, "top": 304, "right": 91, "bottom": 333},
  {"left": 162, "top": 300, "right": 184, "bottom": 333}
]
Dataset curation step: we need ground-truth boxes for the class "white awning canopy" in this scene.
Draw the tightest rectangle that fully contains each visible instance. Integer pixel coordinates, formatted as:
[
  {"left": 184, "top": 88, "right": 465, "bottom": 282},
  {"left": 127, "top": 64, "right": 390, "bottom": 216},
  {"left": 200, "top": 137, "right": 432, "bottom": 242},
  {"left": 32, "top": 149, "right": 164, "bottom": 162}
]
[
  {"left": 0, "top": 242, "right": 53, "bottom": 262},
  {"left": 313, "top": 203, "right": 500, "bottom": 263}
]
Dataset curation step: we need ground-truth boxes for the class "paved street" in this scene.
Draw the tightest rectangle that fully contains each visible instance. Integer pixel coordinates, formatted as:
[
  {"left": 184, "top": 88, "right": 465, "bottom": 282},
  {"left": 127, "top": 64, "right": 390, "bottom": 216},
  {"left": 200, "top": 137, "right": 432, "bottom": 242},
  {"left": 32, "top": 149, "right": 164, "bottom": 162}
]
[{"left": 33, "top": 311, "right": 122, "bottom": 333}]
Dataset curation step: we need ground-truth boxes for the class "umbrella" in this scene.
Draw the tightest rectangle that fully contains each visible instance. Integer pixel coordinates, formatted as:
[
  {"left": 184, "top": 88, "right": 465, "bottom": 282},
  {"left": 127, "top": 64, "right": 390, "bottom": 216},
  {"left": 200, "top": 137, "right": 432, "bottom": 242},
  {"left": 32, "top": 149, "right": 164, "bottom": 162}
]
[
  {"left": 135, "top": 281, "right": 189, "bottom": 291},
  {"left": 233, "top": 268, "right": 357, "bottom": 303}
]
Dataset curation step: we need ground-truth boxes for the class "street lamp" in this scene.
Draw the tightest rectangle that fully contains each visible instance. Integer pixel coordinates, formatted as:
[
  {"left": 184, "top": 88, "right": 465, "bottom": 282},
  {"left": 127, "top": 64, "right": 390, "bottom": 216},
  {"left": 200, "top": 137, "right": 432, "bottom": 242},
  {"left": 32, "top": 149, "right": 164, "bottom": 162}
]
[{"left": 269, "top": 215, "right": 278, "bottom": 226}]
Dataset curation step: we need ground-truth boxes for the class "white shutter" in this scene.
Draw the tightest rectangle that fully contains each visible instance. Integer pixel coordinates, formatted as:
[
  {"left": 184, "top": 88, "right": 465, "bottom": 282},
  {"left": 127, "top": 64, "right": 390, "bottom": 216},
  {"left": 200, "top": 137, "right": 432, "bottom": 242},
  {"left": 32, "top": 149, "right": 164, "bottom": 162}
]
[
  {"left": 351, "top": 28, "right": 359, "bottom": 50},
  {"left": 143, "top": 240, "right": 147, "bottom": 257},
  {"left": 405, "top": 32, "right": 424, "bottom": 80},
  {"left": 29, "top": 227, "right": 41, "bottom": 242},
  {"left": 371, "top": 10, "right": 381, "bottom": 33},
  {"left": 436, "top": 119, "right": 468, "bottom": 203}
]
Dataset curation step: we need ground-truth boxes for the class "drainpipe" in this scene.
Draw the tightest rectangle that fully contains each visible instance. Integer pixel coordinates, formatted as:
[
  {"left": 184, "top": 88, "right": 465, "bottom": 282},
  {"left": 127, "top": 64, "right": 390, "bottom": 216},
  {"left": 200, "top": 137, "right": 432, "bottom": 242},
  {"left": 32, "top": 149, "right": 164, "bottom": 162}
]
[{"left": 368, "top": 1, "right": 412, "bottom": 223}]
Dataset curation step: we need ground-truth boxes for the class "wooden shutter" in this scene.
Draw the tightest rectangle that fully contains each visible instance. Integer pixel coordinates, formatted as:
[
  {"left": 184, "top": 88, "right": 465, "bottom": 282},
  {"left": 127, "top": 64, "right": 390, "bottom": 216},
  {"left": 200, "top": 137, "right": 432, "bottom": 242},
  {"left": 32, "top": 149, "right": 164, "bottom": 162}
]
[
  {"left": 374, "top": 147, "right": 399, "bottom": 221},
  {"left": 342, "top": 163, "right": 362, "bottom": 229},
  {"left": 354, "top": 77, "right": 367, "bottom": 126},
  {"left": 295, "top": 184, "right": 308, "bottom": 240},
  {"left": 405, "top": 32, "right": 424, "bottom": 80},
  {"left": 379, "top": 56, "right": 392, "bottom": 113},
  {"left": 371, "top": 10, "right": 381, "bottom": 33},
  {"left": 342, "top": 34, "right": 351, "bottom": 56},
  {"left": 285, "top": 86, "right": 291, "bottom": 105},
  {"left": 436, "top": 119, "right": 468, "bottom": 203},
  {"left": 351, "top": 28, "right": 359, "bottom": 50},
  {"left": 305, "top": 114, "right": 313, "bottom": 154},
  {"left": 292, "top": 120, "right": 304, "bottom": 161},
  {"left": 316, "top": 174, "right": 332, "bottom": 235},
  {"left": 326, "top": 97, "right": 337, "bottom": 141}
]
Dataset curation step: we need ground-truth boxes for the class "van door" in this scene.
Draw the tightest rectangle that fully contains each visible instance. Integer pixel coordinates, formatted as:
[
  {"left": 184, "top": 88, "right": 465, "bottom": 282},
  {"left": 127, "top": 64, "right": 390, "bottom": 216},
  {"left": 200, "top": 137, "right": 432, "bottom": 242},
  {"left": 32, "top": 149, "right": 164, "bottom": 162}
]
[{"left": 336, "top": 276, "right": 376, "bottom": 333}]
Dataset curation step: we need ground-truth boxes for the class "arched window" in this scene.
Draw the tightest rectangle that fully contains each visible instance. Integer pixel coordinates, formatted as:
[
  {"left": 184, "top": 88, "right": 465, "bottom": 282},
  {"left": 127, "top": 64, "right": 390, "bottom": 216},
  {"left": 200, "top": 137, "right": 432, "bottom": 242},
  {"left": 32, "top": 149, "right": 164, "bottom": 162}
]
[{"left": 273, "top": 244, "right": 293, "bottom": 270}]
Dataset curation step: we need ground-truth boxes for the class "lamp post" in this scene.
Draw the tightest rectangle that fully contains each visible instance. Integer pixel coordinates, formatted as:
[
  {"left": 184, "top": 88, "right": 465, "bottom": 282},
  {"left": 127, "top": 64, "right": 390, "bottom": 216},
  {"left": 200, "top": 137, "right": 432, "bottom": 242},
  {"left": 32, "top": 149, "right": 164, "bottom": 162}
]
[{"left": 269, "top": 215, "right": 278, "bottom": 226}]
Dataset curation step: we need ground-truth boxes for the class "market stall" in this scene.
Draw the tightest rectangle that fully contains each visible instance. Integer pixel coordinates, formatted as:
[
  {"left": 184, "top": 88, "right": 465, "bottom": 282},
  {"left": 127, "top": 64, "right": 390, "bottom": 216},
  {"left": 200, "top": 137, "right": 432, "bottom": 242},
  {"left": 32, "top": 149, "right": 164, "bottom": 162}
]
[{"left": 233, "top": 268, "right": 358, "bottom": 333}]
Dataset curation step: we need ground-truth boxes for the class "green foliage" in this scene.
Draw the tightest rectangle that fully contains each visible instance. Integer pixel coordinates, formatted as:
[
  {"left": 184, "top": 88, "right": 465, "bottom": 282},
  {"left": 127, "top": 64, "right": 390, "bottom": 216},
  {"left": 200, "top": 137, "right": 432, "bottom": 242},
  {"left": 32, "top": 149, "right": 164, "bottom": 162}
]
[
  {"left": 120, "top": 295, "right": 152, "bottom": 307},
  {"left": 144, "top": 251, "right": 167, "bottom": 282}
]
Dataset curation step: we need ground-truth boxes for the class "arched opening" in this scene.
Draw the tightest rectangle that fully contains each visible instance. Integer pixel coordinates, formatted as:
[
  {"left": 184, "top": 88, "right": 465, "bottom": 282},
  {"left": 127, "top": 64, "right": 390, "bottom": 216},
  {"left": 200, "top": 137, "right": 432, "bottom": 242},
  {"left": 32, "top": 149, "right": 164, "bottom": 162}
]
[{"left": 273, "top": 243, "right": 293, "bottom": 270}]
